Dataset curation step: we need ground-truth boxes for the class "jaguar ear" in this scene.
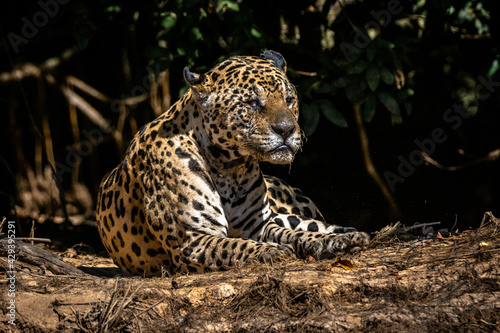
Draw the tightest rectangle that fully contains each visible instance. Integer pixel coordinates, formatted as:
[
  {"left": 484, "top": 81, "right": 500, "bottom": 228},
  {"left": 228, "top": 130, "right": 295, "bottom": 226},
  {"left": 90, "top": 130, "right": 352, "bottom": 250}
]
[
  {"left": 260, "top": 50, "right": 287, "bottom": 73},
  {"left": 184, "top": 67, "right": 213, "bottom": 107},
  {"left": 184, "top": 67, "right": 204, "bottom": 86}
]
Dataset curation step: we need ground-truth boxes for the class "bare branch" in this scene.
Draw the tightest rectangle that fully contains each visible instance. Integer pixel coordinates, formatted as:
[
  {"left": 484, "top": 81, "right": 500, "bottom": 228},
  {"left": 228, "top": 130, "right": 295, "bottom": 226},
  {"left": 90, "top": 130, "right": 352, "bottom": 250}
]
[
  {"left": 0, "top": 237, "right": 52, "bottom": 243},
  {"left": 0, "top": 239, "right": 86, "bottom": 276},
  {"left": 326, "top": 0, "right": 359, "bottom": 25},
  {"left": 404, "top": 222, "right": 441, "bottom": 232},
  {"left": 67, "top": 75, "right": 112, "bottom": 103},
  {"left": 422, "top": 149, "right": 500, "bottom": 171},
  {"left": 60, "top": 85, "right": 114, "bottom": 133},
  {"left": 0, "top": 63, "right": 41, "bottom": 83},
  {"left": 0, "top": 48, "right": 79, "bottom": 83}
]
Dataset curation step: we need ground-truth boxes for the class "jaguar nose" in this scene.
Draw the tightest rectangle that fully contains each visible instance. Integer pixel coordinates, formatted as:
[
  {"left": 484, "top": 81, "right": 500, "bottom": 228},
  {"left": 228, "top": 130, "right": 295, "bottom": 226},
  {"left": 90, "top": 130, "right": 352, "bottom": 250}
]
[{"left": 271, "top": 121, "right": 296, "bottom": 139}]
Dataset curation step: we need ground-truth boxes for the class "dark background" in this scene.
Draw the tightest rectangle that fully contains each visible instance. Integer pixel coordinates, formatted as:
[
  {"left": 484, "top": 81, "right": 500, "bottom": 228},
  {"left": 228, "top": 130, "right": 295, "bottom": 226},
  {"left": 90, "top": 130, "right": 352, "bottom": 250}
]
[{"left": 1, "top": 0, "right": 498, "bottom": 247}]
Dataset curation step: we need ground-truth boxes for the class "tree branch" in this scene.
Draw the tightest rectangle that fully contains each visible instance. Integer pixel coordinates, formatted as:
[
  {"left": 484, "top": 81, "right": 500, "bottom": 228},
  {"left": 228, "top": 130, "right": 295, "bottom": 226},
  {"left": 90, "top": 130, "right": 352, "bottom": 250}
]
[
  {"left": 60, "top": 84, "right": 114, "bottom": 134},
  {"left": 353, "top": 103, "right": 401, "bottom": 220},
  {"left": 0, "top": 239, "right": 87, "bottom": 276},
  {"left": 422, "top": 149, "right": 500, "bottom": 171}
]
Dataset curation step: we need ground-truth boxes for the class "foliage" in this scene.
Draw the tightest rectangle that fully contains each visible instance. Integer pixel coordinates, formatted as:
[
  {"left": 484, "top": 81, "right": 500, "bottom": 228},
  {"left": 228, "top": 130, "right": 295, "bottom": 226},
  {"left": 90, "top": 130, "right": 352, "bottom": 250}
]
[
  {"left": 0, "top": 0, "right": 498, "bottom": 225},
  {"left": 50, "top": 0, "right": 496, "bottom": 132},
  {"left": 90, "top": 0, "right": 495, "bottom": 136},
  {"left": 297, "top": 0, "right": 495, "bottom": 134},
  {"left": 149, "top": 0, "right": 266, "bottom": 72}
]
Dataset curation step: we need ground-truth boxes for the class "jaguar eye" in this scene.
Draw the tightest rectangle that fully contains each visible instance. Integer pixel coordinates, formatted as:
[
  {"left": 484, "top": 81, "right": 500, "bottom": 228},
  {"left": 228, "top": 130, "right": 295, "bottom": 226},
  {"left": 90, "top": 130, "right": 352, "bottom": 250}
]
[{"left": 246, "top": 100, "right": 260, "bottom": 109}]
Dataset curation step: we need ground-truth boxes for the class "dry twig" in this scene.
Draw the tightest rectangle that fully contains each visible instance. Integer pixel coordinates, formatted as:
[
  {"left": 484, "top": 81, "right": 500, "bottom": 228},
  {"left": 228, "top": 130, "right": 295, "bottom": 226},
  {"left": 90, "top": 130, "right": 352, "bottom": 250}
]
[{"left": 422, "top": 149, "right": 500, "bottom": 171}]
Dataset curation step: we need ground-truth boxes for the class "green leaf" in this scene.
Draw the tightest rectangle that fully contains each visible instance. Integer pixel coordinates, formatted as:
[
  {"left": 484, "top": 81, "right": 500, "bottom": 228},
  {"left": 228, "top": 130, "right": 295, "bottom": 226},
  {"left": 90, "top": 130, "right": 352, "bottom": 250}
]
[
  {"left": 366, "top": 66, "right": 380, "bottom": 91},
  {"left": 474, "top": 18, "right": 482, "bottom": 32},
  {"left": 318, "top": 99, "right": 348, "bottom": 128},
  {"left": 315, "top": 82, "right": 332, "bottom": 94},
  {"left": 227, "top": 1, "right": 240, "bottom": 11},
  {"left": 334, "top": 74, "right": 361, "bottom": 88},
  {"left": 363, "top": 93, "right": 376, "bottom": 123},
  {"left": 377, "top": 91, "right": 398, "bottom": 113},
  {"left": 216, "top": 0, "right": 240, "bottom": 12},
  {"left": 251, "top": 27, "right": 262, "bottom": 39},
  {"left": 199, "top": 8, "right": 208, "bottom": 19},
  {"left": 412, "top": 0, "right": 426, "bottom": 12},
  {"left": 176, "top": 47, "right": 186, "bottom": 56},
  {"left": 105, "top": 6, "right": 121, "bottom": 13},
  {"left": 391, "top": 112, "right": 403, "bottom": 124},
  {"left": 367, "top": 42, "right": 377, "bottom": 62},
  {"left": 380, "top": 66, "right": 394, "bottom": 85},
  {"left": 161, "top": 15, "right": 177, "bottom": 29},
  {"left": 345, "top": 81, "right": 366, "bottom": 104},
  {"left": 191, "top": 27, "right": 203, "bottom": 41},
  {"left": 377, "top": 91, "right": 402, "bottom": 124},
  {"left": 147, "top": 46, "right": 168, "bottom": 59},
  {"left": 347, "top": 59, "right": 368, "bottom": 74},
  {"left": 399, "top": 88, "right": 414, "bottom": 99},
  {"left": 302, "top": 103, "right": 320, "bottom": 136},
  {"left": 488, "top": 59, "right": 499, "bottom": 77},
  {"left": 404, "top": 102, "right": 412, "bottom": 116},
  {"left": 334, "top": 76, "right": 349, "bottom": 88}
]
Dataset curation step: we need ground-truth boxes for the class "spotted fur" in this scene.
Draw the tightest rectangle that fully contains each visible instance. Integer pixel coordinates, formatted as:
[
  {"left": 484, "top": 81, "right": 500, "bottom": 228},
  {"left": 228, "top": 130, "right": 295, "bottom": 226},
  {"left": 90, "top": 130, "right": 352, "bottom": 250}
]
[{"left": 96, "top": 51, "right": 369, "bottom": 276}]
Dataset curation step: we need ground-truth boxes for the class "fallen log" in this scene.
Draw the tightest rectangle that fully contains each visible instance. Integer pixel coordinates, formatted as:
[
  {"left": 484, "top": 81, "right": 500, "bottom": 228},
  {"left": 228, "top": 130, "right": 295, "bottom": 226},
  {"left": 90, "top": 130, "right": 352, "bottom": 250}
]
[{"left": 0, "top": 239, "right": 87, "bottom": 277}]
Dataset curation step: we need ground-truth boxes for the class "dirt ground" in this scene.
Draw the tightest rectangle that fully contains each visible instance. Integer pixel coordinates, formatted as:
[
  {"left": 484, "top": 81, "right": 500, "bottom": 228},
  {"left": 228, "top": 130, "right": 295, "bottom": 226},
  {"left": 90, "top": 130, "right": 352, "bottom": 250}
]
[{"left": 1, "top": 213, "right": 500, "bottom": 332}]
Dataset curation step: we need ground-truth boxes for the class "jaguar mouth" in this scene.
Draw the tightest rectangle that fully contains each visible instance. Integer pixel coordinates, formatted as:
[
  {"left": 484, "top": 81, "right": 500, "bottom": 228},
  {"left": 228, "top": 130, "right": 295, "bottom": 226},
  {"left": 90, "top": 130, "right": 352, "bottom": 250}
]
[
  {"left": 273, "top": 144, "right": 291, "bottom": 152},
  {"left": 264, "top": 144, "right": 297, "bottom": 164}
]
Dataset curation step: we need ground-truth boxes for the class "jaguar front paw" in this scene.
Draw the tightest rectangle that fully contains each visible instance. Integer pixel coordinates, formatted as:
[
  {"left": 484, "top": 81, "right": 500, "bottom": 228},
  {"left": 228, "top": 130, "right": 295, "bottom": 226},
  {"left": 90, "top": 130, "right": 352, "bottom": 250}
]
[
  {"left": 335, "top": 231, "right": 370, "bottom": 252},
  {"left": 257, "top": 243, "right": 296, "bottom": 263},
  {"left": 298, "top": 231, "right": 370, "bottom": 259},
  {"left": 347, "top": 231, "right": 370, "bottom": 252}
]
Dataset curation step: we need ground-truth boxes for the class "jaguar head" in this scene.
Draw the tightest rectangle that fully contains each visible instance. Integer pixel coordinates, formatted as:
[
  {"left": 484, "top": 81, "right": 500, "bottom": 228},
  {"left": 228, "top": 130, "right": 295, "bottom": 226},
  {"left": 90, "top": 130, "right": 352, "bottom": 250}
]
[{"left": 184, "top": 51, "right": 301, "bottom": 164}]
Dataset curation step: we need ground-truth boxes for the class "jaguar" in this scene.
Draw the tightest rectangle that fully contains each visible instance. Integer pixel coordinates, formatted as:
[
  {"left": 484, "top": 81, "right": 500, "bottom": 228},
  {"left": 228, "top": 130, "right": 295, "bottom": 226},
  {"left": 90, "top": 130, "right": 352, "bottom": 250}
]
[{"left": 96, "top": 50, "right": 370, "bottom": 276}]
